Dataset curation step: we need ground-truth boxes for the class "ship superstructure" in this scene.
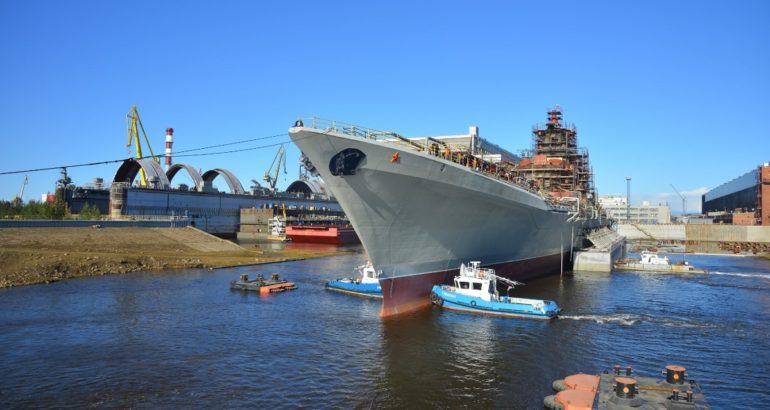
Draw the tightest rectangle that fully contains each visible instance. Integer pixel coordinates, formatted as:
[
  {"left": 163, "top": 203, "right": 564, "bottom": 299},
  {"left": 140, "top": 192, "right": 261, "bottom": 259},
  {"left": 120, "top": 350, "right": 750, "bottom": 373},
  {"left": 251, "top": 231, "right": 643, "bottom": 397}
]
[
  {"left": 513, "top": 106, "right": 595, "bottom": 206},
  {"left": 288, "top": 108, "right": 609, "bottom": 317}
]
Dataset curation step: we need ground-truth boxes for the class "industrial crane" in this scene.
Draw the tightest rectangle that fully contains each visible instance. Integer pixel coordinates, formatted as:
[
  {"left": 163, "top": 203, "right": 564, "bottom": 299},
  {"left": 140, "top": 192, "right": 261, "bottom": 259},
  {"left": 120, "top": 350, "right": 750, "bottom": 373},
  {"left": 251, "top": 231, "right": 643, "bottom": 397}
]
[
  {"left": 670, "top": 184, "right": 686, "bottom": 217},
  {"left": 264, "top": 145, "right": 287, "bottom": 192},
  {"left": 13, "top": 175, "right": 28, "bottom": 205},
  {"left": 126, "top": 105, "right": 158, "bottom": 187}
]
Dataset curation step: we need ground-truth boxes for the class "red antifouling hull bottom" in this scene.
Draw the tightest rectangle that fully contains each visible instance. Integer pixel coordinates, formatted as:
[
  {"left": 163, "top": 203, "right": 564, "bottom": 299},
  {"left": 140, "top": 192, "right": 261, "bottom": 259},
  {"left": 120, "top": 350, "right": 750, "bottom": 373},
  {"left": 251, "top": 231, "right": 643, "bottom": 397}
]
[{"left": 379, "top": 270, "right": 454, "bottom": 318}]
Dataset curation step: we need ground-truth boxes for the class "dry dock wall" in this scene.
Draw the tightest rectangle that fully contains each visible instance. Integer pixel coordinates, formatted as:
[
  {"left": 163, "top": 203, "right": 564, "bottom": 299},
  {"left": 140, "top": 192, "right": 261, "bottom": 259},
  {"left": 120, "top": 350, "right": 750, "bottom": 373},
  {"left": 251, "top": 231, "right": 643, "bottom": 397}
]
[
  {"left": 618, "top": 223, "right": 770, "bottom": 243},
  {"left": 573, "top": 228, "right": 626, "bottom": 272},
  {"left": 618, "top": 223, "right": 770, "bottom": 253},
  {"left": 573, "top": 244, "right": 625, "bottom": 273},
  {"left": 617, "top": 224, "right": 686, "bottom": 241},
  {"left": 685, "top": 225, "right": 770, "bottom": 243}
]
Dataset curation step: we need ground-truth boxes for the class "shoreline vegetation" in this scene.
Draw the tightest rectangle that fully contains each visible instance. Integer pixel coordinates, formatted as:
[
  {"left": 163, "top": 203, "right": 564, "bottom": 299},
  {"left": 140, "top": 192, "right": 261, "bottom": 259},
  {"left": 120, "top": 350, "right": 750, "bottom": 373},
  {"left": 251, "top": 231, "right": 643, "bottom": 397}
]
[{"left": 0, "top": 227, "right": 346, "bottom": 288}]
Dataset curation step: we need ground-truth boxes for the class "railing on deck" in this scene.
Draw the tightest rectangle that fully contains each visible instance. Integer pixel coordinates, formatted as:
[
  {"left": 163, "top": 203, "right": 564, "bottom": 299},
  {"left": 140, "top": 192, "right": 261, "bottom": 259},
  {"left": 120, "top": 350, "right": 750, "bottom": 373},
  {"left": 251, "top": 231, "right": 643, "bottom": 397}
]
[
  {"left": 298, "top": 117, "right": 392, "bottom": 141},
  {"left": 296, "top": 116, "right": 596, "bottom": 216}
]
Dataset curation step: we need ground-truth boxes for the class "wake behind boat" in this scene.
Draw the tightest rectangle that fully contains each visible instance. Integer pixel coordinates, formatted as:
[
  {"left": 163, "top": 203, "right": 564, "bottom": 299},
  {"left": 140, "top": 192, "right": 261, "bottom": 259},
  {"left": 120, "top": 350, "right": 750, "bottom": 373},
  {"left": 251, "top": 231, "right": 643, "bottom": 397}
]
[{"left": 430, "top": 261, "right": 560, "bottom": 319}]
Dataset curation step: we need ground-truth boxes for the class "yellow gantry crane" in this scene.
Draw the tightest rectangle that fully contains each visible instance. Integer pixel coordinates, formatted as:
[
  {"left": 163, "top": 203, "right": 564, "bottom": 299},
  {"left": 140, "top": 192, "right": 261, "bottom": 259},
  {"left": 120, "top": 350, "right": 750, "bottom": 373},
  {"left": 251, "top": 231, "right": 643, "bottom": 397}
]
[{"left": 126, "top": 105, "right": 158, "bottom": 187}]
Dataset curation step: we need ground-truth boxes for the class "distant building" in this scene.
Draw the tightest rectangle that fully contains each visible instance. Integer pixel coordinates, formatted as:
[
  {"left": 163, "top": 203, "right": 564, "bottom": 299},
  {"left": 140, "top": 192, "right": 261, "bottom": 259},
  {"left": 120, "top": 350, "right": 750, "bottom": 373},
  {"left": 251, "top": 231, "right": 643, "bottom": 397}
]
[
  {"left": 598, "top": 196, "right": 671, "bottom": 224},
  {"left": 702, "top": 163, "right": 770, "bottom": 225}
]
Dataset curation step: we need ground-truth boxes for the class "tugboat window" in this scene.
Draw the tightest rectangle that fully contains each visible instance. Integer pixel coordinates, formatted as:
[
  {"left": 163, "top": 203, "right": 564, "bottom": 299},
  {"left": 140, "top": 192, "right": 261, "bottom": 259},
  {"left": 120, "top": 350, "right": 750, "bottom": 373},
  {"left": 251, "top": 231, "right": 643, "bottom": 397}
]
[
  {"left": 473, "top": 283, "right": 482, "bottom": 290},
  {"left": 459, "top": 281, "right": 469, "bottom": 289}
]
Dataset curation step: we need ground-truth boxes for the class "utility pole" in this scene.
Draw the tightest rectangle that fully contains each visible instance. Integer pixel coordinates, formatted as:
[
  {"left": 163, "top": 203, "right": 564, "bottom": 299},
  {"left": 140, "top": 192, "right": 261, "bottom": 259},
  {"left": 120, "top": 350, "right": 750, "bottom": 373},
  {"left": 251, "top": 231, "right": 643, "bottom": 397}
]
[{"left": 626, "top": 176, "right": 631, "bottom": 222}]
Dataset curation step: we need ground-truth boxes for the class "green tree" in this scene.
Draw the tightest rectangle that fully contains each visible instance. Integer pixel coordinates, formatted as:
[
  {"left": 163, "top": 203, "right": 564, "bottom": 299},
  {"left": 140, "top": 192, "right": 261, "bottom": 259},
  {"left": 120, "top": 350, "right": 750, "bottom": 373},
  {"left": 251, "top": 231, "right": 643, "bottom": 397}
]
[
  {"left": 51, "top": 188, "right": 69, "bottom": 220},
  {"left": 79, "top": 203, "right": 101, "bottom": 220}
]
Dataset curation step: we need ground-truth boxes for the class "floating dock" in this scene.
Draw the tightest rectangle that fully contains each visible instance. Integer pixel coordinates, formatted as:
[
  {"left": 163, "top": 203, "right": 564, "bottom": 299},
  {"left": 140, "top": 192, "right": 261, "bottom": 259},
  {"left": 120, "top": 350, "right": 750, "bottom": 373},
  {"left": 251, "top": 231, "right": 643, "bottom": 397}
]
[
  {"left": 229, "top": 273, "right": 297, "bottom": 294},
  {"left": 544, "top": 364, "right": 708, "bottom": 409}
]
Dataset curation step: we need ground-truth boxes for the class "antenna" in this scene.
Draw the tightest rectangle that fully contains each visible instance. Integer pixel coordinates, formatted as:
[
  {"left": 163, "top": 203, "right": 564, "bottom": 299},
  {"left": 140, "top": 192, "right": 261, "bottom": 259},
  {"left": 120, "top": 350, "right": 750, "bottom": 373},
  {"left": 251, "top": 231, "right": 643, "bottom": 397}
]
[{"left": 670, "top": 184, "right": 686, "bottom": 217}]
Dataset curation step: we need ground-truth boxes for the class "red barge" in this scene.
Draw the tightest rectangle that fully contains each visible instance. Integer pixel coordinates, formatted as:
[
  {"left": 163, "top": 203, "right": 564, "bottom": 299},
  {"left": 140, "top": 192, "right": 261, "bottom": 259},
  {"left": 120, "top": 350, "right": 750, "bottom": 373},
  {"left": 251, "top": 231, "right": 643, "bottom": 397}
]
[{"left": 285, "top": 224, "right": 360, "bottom": 245}]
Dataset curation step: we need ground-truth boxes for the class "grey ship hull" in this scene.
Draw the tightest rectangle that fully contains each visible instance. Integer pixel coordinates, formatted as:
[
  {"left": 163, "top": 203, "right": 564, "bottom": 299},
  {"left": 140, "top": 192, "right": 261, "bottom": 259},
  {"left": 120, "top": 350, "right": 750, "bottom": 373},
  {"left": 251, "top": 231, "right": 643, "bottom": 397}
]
[{"left": 289, "top": 126, "right": 606, "bottom": 316}]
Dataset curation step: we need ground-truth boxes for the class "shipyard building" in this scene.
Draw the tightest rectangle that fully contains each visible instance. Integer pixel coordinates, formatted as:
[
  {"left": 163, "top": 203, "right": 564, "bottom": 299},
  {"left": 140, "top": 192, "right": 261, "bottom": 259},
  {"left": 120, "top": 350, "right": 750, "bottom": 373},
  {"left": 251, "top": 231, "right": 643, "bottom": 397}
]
[
  {"left": 56, "top": 158, "right": 344, "bottom": 236},
  {"left": 702, "top": 163, "right": 770, "bottom": 225},
  {"left": 598, "top": 196, "right": 671, "bottom": 224}
]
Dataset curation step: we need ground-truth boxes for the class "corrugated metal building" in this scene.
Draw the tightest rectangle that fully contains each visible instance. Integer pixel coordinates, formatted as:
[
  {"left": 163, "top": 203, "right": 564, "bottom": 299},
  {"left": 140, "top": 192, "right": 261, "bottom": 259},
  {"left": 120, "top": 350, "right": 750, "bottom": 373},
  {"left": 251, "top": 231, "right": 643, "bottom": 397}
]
[{"left": 702, "top": 163, "right": 770, "bottom": 225}]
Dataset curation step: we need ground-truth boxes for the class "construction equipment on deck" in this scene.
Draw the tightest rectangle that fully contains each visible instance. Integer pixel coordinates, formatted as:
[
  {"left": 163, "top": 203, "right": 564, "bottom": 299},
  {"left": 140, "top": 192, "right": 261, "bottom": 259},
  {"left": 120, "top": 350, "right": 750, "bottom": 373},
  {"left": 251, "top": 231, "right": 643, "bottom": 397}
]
[{"left": 126, "top": 105, "right": 158, "bottom": 187}]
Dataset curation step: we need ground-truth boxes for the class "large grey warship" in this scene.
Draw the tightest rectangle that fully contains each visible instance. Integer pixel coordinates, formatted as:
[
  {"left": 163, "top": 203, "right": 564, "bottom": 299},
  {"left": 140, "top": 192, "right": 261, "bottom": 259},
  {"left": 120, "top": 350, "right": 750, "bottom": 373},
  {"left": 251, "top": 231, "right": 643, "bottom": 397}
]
[{"left": 289, "top": 107, "right": 609, "bottom": 317}]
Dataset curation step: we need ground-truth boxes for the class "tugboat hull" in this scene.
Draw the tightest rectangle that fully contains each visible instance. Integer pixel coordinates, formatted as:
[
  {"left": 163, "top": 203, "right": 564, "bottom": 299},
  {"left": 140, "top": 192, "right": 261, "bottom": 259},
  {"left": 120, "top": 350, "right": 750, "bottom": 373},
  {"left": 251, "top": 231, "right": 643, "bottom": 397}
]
[
  {"left": 325, "top": 279, "right": 382, "bottom": 299},
  {"left": 430, "top": 285, "right": 560, "bottom": 320}
]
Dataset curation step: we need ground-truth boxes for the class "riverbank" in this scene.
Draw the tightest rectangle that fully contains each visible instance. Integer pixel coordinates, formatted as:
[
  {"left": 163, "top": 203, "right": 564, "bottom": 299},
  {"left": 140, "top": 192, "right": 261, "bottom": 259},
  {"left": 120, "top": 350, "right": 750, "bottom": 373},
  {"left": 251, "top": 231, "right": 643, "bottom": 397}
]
[{"left": 0, "top": 227, "right": 344, "bottom": 287}]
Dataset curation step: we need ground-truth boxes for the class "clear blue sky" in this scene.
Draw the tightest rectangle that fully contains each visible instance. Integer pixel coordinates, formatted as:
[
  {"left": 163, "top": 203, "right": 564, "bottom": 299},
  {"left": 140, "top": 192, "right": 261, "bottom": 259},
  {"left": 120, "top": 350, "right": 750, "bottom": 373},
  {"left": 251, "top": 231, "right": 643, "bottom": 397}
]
[{"left": 1, "top": 0, "right": 768, "bottom": 212}]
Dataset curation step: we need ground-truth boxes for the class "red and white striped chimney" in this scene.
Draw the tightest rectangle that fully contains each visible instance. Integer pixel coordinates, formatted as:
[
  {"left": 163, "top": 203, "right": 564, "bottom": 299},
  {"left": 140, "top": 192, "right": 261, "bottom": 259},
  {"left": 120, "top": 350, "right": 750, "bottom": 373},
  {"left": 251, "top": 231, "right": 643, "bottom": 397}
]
[{"left": 165, "top": 127, "right": 174, "bottom": 170}]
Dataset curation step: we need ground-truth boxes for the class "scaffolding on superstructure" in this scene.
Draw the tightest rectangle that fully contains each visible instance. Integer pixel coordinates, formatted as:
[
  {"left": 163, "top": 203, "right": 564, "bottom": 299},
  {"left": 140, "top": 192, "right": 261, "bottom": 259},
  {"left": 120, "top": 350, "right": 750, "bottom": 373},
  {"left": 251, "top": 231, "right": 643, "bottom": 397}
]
[{"left": 511, "top": 106, "right": 596, "bottom": 203}]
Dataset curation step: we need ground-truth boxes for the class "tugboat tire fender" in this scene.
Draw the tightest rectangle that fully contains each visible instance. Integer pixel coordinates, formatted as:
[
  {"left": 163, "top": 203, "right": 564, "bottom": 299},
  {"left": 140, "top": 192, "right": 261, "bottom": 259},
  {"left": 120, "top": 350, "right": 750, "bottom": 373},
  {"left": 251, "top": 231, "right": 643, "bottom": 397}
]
[
  {"left": 543, "top": 394, "right": 563, "bottom": 410},
  {"left": 470, "top": 300, "right": 477, "bottom": 307},
  {"left": 430, "top": 292, "right": 443, "bottom": 306}
]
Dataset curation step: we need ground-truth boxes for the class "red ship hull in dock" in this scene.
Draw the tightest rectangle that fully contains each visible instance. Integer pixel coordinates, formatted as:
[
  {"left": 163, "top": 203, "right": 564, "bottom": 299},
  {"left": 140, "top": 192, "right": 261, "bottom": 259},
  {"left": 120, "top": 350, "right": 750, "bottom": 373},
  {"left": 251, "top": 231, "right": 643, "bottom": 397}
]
[{"left": 285, "top": 225, "right": 360, "bottom": 245}]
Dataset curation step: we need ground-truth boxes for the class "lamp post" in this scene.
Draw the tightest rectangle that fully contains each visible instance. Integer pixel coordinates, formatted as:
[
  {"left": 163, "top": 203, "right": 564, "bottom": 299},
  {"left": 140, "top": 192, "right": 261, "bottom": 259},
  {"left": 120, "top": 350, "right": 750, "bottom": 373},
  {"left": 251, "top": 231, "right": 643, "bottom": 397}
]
[{"left": 626, "top": 177, "right": 631, "bottom": 222}]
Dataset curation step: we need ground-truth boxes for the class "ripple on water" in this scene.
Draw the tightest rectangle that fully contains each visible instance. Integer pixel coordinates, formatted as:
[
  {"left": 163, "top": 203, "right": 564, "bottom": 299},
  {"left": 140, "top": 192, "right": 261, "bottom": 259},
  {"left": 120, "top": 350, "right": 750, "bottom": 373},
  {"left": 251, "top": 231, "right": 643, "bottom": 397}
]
[{"left": 0, "top": 252, "right": 769, "bottom": 408}]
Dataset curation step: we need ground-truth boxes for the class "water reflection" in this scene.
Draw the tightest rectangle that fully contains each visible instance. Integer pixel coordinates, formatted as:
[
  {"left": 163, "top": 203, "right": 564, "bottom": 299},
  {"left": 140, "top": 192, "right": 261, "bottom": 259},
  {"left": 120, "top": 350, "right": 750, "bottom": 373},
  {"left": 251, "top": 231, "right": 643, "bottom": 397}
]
[{"left": 0, "top": 252, "right": 768, "bottom": 408}]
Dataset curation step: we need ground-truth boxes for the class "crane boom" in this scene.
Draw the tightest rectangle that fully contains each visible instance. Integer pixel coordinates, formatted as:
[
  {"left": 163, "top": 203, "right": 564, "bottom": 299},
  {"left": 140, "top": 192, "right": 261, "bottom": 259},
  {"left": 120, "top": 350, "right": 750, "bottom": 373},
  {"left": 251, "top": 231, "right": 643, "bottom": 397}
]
[
  {"left": 264, "top": 145, "right": 287, "bottom": 191},
  {"left": 493, "top": 274, "right": 524, "bottom": 289},
  {"left": 126, "top": 105, "right": 158, "bottom": 187},
  {"left": 670, "top": 184, "right": 686, "bottom": 216},
  {"left": 14, "top": 175, "right": 28, "bottom": 204}
]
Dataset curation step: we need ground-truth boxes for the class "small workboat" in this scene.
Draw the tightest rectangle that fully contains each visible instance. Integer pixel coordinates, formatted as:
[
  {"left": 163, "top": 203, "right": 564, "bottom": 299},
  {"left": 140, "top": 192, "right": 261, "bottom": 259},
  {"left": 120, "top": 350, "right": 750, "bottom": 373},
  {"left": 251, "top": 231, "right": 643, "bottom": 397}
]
[
  {"left": 230, "top": 273, "right": 297, "bottom": 293},
  {"left": 325, "top": 261, "right": 383, "bottom": 298},
  {"left": 266, "top": 216, "right": 291, "bottom": 242},
  {"left": 430, "top": 261, "right": 560, "bottom": 319},
  {"left": 614, "top": 251, "right": 706, "bottom": 274}
]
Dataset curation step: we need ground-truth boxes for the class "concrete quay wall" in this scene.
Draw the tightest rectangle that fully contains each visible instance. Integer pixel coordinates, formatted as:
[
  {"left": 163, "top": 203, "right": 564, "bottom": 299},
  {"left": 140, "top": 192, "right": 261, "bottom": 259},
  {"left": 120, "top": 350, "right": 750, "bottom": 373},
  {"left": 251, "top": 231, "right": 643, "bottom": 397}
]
[
  {"left": 573, "top": 236, "right": 626, "bottom": 273},
  {"left": 617, "top": 224, "right": 685, "bottom": 241},
  {"left": 685, "top": 224, "right": 770, "bottom": 243},
  {"left": 618, "top": 223, "right": 770, "bottom": 244}
]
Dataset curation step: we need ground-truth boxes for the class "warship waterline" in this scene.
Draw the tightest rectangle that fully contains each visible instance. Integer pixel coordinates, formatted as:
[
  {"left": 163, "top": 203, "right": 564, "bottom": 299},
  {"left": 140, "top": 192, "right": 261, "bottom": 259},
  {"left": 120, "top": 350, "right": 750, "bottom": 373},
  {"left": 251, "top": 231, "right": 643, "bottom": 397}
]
[{"left": 289, "top": 108, "right": 610, "bottom": 317}]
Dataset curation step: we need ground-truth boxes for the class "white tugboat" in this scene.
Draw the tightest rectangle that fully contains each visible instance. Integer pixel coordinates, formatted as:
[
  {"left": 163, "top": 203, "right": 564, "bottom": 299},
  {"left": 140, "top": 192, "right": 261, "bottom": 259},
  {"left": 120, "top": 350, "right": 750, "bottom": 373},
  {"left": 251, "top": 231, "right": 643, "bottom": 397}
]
[{"left": 614, "top": 251, "right": 706, "bottom": 274}]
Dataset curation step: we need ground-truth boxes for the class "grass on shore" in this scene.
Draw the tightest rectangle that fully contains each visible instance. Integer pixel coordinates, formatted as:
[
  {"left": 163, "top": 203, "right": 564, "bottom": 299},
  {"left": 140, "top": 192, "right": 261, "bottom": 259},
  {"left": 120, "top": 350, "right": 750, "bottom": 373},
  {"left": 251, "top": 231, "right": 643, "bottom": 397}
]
[{"left": 0, "top": 227, "right": 345, "bottom": 288}]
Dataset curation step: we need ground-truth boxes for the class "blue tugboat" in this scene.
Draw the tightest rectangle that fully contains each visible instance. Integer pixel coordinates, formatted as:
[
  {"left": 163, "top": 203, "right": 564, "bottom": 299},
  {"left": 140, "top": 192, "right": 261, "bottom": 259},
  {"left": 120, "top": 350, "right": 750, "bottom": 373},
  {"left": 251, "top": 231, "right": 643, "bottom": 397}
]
[
  {"left": 325, "top": 261, "right": 383, "bottom": 299},
  {"left": 430, "top": 261, "right": 560, "bottom": 319}
]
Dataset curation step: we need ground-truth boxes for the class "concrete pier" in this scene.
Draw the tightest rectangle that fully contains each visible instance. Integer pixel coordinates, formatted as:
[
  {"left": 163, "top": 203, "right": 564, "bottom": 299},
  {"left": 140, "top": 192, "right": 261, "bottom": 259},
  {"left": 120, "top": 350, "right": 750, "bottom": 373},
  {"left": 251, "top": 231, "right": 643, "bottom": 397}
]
[{"left": 573, "top": 228, "right": 626, "bottom": 272}]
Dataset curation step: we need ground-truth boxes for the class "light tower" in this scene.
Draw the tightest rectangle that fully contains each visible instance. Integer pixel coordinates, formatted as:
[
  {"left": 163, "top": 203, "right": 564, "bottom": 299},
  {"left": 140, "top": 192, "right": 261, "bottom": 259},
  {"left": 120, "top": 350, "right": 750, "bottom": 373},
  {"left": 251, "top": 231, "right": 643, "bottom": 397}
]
[
  {"left": 626, "top": 176, "right": 632, "bottom": 222},
  {"left": 165, "top": 128, "right": 174, "bottom": 171}
]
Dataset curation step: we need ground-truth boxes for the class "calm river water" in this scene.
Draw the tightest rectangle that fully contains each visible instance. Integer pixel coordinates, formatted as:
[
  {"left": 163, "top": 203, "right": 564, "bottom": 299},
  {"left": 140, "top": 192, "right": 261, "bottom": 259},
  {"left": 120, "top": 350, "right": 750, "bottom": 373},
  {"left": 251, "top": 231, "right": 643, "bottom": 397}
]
[{"left": 1, "top": 247, "right": 769, "bottom": 408}]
